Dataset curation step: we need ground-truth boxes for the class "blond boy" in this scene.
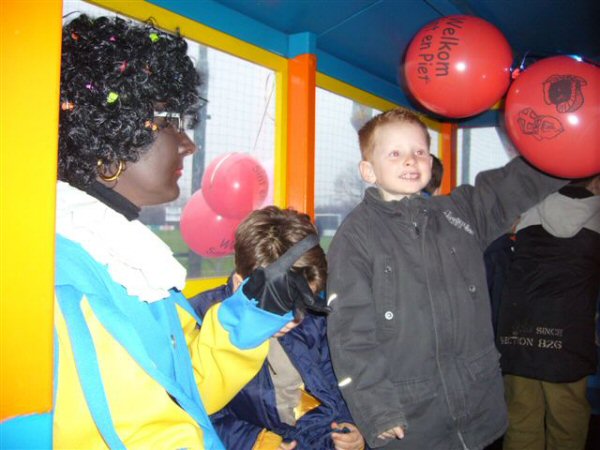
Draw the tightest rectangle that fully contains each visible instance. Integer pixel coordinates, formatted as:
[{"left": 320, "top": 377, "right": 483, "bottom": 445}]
[{"left": 327, "top": 108, "right": 565, "bottom": 449}]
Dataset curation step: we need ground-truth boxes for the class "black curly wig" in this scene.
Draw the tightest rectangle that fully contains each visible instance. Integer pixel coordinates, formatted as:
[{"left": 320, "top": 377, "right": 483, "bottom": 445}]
[{"left": 58, "top": 15, "right": 201, "bottom": 188}]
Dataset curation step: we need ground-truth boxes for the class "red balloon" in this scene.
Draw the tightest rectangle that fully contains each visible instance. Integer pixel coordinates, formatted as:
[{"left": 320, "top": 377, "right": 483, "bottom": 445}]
[
  {"left": 505, "top": 56, "right": 600, "bottom": 178},
  {"left": 201, "top": 153, "right": 269, "bottom": 219},
  {"left": 180, "top": 190, "right": 240, "bottom": 258},
  {"left": 404, "top": 15, "right": 513, "bottom": 118}
]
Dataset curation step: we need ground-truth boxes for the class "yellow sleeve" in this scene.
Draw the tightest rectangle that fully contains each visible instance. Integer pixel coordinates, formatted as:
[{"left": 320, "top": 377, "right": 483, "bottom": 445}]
[
  {"left": 186, "top": 303, "right": 270, "bottom": 414},
  {"left": 55, "top": 296, "right": 207, "bottom": 449},
  {"left": 252, "top": 429, "right": 284, "bottom": 450}
]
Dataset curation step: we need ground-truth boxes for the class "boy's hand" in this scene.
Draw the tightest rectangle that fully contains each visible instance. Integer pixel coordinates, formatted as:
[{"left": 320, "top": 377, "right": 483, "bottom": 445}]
[
  {"left": 277, "top": 440, "right": 297, "bottom": 450},
  {"left": 243, "top": 266, "right": 330, "bottom": 320},
  {"left": 273, "top": 319, "right": 301, "bottom": 338},
  {"left": 331, "top": 422, "right": 365, "bottom": 450},
  {"left": 377, "top": 425, "right": 404, "bottom": 440}
]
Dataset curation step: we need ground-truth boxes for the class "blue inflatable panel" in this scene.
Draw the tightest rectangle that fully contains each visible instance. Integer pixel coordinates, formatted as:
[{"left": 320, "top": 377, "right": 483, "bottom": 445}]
[{"left": 0, "top": 413, "right": 52, "bottom": 449}]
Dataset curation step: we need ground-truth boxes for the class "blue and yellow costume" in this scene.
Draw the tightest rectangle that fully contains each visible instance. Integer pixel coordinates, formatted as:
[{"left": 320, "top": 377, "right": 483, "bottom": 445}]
[{"left": 53, "top": 181, "right": 291, "bottom": 449}]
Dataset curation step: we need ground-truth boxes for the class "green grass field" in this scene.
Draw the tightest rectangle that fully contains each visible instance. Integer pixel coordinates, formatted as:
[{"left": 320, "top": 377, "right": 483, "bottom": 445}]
[
  {"left": 154, "top": 228, "right": 234, "bottom": 278},
  {"left": 154, "top": 228, "right": 334, "bottom": 279}
]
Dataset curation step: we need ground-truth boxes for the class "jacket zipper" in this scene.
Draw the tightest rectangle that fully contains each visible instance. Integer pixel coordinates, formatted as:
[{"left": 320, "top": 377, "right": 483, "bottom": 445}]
[
  {"left": 410, "top": 205, "right": 420, "bottom": 238},
  {"left": 412, "top": 221, "right": 420, "bottom": 237},
  {"left": 423, "top": 213, "right": 471, "bottom": 449},
  {"left": 423, "top": 216, "right": 455, "bottom": 416},
  {"left": 267, "top": 359, "right": 277, "bottom": 375},
  {"left": 458, "top": 430, "right": 469, "bottom": 449}
]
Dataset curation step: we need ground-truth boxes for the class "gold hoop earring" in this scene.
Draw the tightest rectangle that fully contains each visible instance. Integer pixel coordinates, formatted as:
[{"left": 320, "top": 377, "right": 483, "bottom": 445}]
[{"left": 97, "top": 159, "right": 125, "bottom": 182}]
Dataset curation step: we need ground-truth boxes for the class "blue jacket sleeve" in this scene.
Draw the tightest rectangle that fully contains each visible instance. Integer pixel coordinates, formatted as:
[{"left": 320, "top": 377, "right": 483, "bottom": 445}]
[
  {"left": 218, "top": 284, "right": 293, "bottom": 349},
  {"left": 188, "top": 279, "right": 294, "bottom": 350},
  {"left": 281, "top": 316, "right": 355, "bottom": 448},
  {"left": 209, "top": 405, "right": 263, "bottom": 450}
]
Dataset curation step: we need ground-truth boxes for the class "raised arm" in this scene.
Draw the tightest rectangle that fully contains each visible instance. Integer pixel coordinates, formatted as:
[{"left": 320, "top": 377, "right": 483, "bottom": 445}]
[{"left": 451, "top": 157, "right": 567, "bottom": 247}]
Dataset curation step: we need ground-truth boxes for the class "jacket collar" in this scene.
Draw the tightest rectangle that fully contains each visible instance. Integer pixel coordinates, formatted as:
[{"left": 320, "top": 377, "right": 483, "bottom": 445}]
[
  {"left": 363, "top": 186, "right": 425, "bottom": 216},
  {"left": 517, "top": 189, "right": 600, "bottom": 237},
  {"left": 56, "top": 181, "right": 187, "bottom": 302}
]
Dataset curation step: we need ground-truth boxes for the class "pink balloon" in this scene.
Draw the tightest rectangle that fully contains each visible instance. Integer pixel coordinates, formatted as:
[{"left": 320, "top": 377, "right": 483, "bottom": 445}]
[
  {"left": 201, "top": 153, "right": 269, "bottom": 219},
  {"left": 180, "top": 190, "right": 240, "bottom": 258},
  {"left": 261, "top": 157, "right": 275, "bottom": 206}
]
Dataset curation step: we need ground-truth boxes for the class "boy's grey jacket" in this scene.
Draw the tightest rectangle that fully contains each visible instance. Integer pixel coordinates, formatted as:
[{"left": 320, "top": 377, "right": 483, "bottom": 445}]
[{"left": 326, "top": 157, "right": 565, "bottom": 449}]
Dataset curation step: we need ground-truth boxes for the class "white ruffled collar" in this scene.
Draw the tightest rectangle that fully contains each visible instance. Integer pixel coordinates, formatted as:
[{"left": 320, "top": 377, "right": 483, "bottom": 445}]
[{"left": 55, "top": 181, "right": 187, "bottom": 302}]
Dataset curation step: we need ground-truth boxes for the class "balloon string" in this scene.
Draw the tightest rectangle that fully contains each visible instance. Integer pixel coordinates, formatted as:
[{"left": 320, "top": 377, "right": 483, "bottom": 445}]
[
  {"left": 518, "top": 51, "right": 529, "bottom": 71},
  {"left": 209, "top": 152, "right": 235, "bottom": 187},
  {"left": 570, "top": 55, "right": 600, "bottom": 68},
  {"left": 513, "top": 51, "right": 598, "bottom": 74},
  {"left": 511, "top": 51, "right": 530, "bottom": 79},
  {"left": 252, "top": 74, "right": 275, "bottom": 155},
  {"left": 422, "top": 0, "right": 448, "bottom": 17}
]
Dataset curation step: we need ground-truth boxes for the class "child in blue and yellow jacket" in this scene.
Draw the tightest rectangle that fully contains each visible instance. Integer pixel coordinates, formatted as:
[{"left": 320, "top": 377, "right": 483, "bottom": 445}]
[{"left": 190, "top": 206, "right": 365, "bottom": 450}]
